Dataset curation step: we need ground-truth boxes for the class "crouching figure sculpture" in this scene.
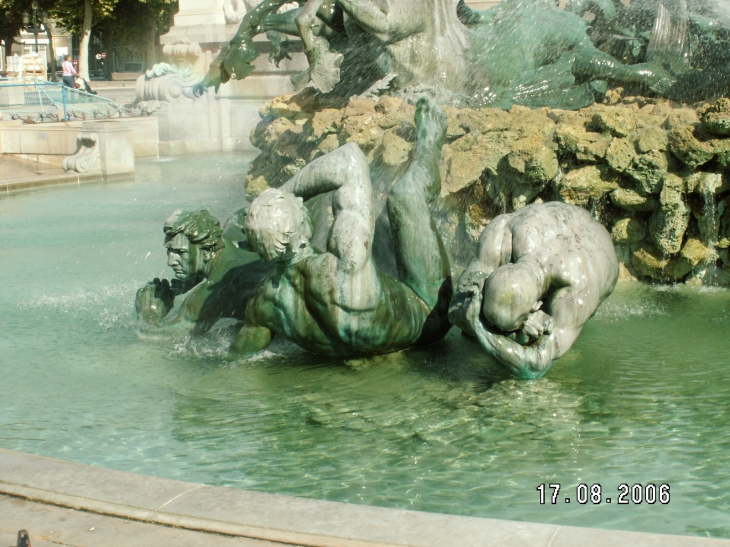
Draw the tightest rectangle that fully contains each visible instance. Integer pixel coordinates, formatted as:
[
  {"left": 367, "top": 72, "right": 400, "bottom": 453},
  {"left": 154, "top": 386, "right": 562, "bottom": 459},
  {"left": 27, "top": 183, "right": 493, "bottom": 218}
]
[
  {"left": 449, "top": 202, "right": 619, "bottom": 379},
  {"left": 135, "top": 209, "right": 273, "bottom": 335},
  {"left": 232, "top": 97, "right": 452, "bottom": 356}
]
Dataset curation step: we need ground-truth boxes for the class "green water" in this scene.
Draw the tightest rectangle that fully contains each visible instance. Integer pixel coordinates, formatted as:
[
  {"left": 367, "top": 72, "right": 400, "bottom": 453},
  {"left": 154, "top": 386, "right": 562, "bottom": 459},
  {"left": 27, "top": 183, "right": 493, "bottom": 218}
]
[{"left": 1, "top": 154, "right": 730, "bottom": 539}]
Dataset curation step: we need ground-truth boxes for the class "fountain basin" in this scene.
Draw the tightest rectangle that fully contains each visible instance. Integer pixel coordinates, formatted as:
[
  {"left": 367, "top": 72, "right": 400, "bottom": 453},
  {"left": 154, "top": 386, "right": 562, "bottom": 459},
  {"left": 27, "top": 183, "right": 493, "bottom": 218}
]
[{"left": 1, "top": 153, "right": 729, "bottom": 539}]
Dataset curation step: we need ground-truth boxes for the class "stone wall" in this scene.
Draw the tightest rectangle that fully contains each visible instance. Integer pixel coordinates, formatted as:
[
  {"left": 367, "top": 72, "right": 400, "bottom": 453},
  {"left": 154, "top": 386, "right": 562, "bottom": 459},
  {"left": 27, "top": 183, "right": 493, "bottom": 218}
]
[{"left": 245, "top": 90, "right": 730, "bottom": 286}]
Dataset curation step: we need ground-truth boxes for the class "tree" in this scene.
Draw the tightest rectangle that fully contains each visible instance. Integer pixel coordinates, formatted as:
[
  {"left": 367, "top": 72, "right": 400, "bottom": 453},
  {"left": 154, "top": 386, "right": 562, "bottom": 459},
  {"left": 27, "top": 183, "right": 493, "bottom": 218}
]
[
  {"left": 0, "top": 0, "right": 56, "bottom": 59},
  {"left": 50, "top": 0, "right": 116, "bottom": 80},
  {"left": 98, "top": 0, "right": 177, "bottom": 71}
]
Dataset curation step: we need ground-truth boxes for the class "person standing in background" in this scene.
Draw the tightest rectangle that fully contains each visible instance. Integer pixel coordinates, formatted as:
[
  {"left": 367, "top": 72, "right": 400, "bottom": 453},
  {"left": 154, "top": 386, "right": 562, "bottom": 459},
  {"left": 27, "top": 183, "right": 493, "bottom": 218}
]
[{"left": 61, "top": 55, "right": 75, "bottom": 88}]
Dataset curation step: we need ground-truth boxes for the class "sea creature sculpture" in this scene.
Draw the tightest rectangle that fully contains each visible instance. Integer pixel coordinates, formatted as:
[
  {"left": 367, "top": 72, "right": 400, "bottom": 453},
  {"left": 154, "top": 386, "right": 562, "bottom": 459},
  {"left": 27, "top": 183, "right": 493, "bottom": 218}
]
[{"left": 195, "top": 0, "right": 679, "bottom": 109}]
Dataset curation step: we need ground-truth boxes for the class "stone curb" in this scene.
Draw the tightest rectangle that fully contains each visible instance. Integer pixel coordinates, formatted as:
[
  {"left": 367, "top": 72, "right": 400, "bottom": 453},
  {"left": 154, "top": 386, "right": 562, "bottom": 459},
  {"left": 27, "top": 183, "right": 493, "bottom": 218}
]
[
  {"left": 1, "top": 171, "right": 104, "bottom": 195},
  {"left": 0, "top": 448, "right": 728, "bottom": 547}
]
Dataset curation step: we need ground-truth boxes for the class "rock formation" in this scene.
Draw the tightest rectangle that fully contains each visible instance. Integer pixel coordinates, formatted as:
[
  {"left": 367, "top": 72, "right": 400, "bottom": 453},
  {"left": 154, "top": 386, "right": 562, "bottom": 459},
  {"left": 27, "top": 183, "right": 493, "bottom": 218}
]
[{"left": 245, "top": 90, "right": 730, "bottom": 285}]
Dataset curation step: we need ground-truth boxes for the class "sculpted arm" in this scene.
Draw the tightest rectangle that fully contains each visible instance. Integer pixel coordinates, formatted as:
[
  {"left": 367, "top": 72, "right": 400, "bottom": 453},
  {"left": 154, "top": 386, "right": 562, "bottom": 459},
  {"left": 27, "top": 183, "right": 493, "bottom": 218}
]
[
  {"left": 231, "top": 296, "right": 274, "bottom": 357},
  {"left": 449, "top": 216, "right": 512, "bottom": 335},
  {"left": 468, "top": 284, "right": 599, "bottom": 378},
  {"left": 280, "top": 142, "right": 374, "bottom": 270},
  {"left": 135, "top": 279, "right": 205, "bottom": 335}
]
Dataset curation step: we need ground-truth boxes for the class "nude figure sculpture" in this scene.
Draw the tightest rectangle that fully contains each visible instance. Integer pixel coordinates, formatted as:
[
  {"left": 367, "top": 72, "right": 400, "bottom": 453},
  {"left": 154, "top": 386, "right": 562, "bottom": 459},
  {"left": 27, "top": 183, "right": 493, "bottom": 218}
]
[
  {"left": 135, "top": 209, "right": 273, "bottom": 335},
  {"left": 230, "top": 97, "right": 452, "bottom": 357},
  {"left": 195, "top": 0, "right": 674, "bottom": 109},
  {"left": 449, "top": 202, "right": 619, "bottom": 379}
]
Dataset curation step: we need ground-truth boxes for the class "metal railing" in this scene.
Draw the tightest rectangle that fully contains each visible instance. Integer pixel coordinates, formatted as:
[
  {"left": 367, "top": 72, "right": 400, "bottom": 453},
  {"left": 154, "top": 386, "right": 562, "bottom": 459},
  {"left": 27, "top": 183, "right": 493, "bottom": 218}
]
[{"left": 0, "top": 79, "right": 124, "bottom": 123}]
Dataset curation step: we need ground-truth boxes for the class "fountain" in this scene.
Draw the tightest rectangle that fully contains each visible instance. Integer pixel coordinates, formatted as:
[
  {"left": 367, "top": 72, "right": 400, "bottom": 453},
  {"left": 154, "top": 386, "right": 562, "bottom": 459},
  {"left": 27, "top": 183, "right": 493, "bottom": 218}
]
[{"left": 2, "top": 0, "right": 730, "bottom": 542}]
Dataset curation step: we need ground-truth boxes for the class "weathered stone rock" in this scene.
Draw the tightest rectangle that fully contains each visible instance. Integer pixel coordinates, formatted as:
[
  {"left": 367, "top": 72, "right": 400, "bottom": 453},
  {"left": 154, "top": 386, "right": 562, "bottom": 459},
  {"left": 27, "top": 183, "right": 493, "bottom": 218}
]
[
  {"left": 556, "top": 165, "right": 618, "bottom": 206},
  {"left": 592, "top": 105, "right": 636, "bottom": 137},
  {"left": 699, "top": 98, "right": 730, "bottom": 136},
  {"left": 344, "top": 98, "right": 377, "bottom": 118},
  {"left": 375, "top": 95, "right": 415, "bottom": 129},
  {"left": 717, "top": 197, "right": 730, "bottom": 249},
  {"left": 669, "top": 125, "right": 715, "bottom": 168},
  {"left": 605, "top": 137, "right": 635, "bottom": 172},
  {"left": 440, "top": 131, "right": 512, "bottom": 195},
  {"left": 610, "top": 188, "right": 659, "bottom": 212},
  {"left": 612, "top": 218, "right": 646, "bottom": 243},
  {"left": 489, "top": 137, "right": 559, "bottom": 210},
  {"left": 664, "top": 107, "right": 700, "bottom": 129},
  {"left": 341, "top": 113, "right": 385, "bottom": 151},
  {"left": 465, "top": 203, "right": 492, "bottom": 242},
  {"left": 635, "top": 126, "right": 668, "bottom": 154},
  {"left": 260, "top": 94, "right": 302, "bottom": 120},
  {"left": 712, "top": 139, "right": 730, "bottom": 168},
  {"left": 248, "top": 92, "right": 730, "bottom": 286},
  {"left": 310, "top": 109, "right": 343, "bottom": 139},
  {"left": 648, "top": 174, "right": 689, "bottom": 254},
  {"left": 625, "top": 150, "right": 670, "bottom": 195},
  {"left": 687, "top": 172, "right": 725, "bottom": 195},
  {"left": 506, "top": 138, "right": 559, "bottom": 183},
  {"left": 631, "top": 238, "right": 712, "bottom": 281},
  {"left": 251, "top": 117, "right": 301, "bottom": 151},
  {"left": 380, "top": 131, "right": 413, "bottom": 167},
  {"left": 555, "top": 125, "right": 609, "bottom": 162},
  {"left": 603, "top": 87, "right": 623, "bottom": 106},
  {"left": 317, "top": 133, "right": 341, "bottom": 155},
  {"left": 245, "top": 174, "right": 271, "bottom": 201}
]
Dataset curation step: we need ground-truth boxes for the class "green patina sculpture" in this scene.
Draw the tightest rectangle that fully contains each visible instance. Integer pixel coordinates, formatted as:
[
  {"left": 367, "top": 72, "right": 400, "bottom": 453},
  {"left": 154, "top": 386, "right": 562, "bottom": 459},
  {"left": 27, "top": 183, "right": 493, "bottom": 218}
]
[
  {"left": 195, "top": 0, "right": 682, "bottom": 109},
  {"left": 135, "top": 209, "right": 273, "bottom": 335},
  {"left": 449, "top": 202, "right": 619, "bottom": 379},
  {"left": 231, "top": 97, "right": 452, "bottom": 356}
]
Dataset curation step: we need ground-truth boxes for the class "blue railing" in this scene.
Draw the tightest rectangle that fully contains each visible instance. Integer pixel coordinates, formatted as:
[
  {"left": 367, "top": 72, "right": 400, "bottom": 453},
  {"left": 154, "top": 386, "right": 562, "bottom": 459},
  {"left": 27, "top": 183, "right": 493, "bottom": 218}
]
[{"left": 0, "top": 80, "right": 124, "bottom": 122}]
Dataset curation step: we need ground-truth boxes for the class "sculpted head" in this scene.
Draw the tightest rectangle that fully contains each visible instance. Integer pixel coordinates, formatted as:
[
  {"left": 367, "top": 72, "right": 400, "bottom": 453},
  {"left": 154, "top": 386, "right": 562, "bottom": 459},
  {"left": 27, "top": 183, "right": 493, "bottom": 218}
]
[
  {"left": 163, "top": 209, "right": 224, "bottom": 280},
  {"left": 481, "top": 262, "right": 544, "bottom": 332},
  {"left": 244, "top": 189, "right": 313, "bottom": 263}
]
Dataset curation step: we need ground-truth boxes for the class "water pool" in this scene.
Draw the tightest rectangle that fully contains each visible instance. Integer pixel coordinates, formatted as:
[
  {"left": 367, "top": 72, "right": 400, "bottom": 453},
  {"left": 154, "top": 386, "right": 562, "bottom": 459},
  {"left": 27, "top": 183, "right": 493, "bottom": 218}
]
[{"left": 1, "top": 153, "right": 729, "bottom": 539}]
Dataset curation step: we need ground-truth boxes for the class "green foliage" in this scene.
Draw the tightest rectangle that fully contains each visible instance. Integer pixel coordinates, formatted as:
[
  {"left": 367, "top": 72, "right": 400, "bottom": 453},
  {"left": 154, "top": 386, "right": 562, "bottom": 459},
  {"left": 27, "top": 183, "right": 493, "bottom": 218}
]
[
  {"left": 99, "top": 0, "right": 178, "bottom": 45},
  {"left": 0, "top": 0, "right": 53, "bottom": 55},
  {"left": 49, "top": 0, "right": 117, "bottom": 34}
]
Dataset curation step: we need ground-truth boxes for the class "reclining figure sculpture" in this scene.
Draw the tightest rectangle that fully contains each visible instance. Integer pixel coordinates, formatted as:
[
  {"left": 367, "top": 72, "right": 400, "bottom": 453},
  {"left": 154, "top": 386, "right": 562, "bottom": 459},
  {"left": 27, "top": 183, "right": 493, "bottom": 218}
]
[
  {"left": 448, "top": 202, "right": 619, "bottom": 379},
  {"left": 195, "top": 0, "right": 676, "bottom": 109},
  {"left": 231, "top": 97, "right": 452, "bottom": 356}
]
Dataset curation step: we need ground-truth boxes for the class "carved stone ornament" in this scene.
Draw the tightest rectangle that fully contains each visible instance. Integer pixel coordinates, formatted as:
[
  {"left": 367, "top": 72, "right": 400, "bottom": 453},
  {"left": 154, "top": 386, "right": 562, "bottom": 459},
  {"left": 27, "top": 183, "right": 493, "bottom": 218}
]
[
  {"left": 135, "top": 38, "right": 203, "bottom": 104},
  {"left": 63, "top": 132, "right": 101, "bottom": 174}
]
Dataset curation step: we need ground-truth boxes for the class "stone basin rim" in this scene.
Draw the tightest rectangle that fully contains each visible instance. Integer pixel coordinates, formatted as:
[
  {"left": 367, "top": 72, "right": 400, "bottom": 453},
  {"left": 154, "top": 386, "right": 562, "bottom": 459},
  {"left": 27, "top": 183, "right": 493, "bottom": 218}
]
[{"left": 1, "top": 448, "right": 728, "bottom": 547}]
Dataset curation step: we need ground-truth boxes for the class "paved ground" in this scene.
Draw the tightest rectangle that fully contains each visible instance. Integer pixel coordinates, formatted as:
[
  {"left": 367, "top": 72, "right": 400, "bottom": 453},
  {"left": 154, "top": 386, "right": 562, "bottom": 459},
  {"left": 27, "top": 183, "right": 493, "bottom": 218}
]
[
  {"left": 2, "top": 448, "right": 730, "bottom": 547},
  {"left": 0, "top": 495, "right": 281, "bottom": 547},
  {"left": 89, "top": 81, "right": 137, "bottom": 106},
  {"left": 0, "top": 155, "right": 100, "bottom": 195}
]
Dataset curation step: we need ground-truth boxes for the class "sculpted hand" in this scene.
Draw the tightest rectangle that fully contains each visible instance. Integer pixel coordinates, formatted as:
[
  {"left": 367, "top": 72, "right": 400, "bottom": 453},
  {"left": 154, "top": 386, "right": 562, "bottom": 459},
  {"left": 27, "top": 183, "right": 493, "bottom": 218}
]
[
  {"left": 135, "top": 278, "right": 175, "bottom": 323},
  {"left": 521, "top": 308, "right": 553, "bottom": 340}
]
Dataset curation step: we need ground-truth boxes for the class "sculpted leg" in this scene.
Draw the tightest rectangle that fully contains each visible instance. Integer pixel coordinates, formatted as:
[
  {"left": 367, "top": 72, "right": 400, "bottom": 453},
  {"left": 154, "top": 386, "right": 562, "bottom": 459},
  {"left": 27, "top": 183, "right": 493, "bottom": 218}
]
[
  {"left": 386, "top": 97, "right": 451, "bottom": 313},
  {"left": 571, "top": 47, "right": 676, "bottom": 94},
  {"left": 293, "top": 0, "right": 344, "bottom": 91}
]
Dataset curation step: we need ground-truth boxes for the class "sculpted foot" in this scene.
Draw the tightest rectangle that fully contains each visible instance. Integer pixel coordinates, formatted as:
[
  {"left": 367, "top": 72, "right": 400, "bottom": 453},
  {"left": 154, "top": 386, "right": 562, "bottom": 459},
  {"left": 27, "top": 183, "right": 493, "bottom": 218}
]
[
  {"left": 412, "top": 97, "right": 448, "bottom": 199},
  {"left": 415, "top": 96, "right": 447, "bottom": 151}
]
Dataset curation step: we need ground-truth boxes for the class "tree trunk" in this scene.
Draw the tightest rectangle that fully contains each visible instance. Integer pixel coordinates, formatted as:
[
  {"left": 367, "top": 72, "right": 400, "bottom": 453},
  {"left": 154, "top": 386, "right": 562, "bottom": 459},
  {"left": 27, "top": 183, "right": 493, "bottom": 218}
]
[
  {"left": 146, "top": 13, "right": 157, "bottom": 69},
  {"left": 46, "top": 24, "right": 57, "bottom": 82},
  {"left": 78, "top": 0, "right": 93, "bottom": 81}
]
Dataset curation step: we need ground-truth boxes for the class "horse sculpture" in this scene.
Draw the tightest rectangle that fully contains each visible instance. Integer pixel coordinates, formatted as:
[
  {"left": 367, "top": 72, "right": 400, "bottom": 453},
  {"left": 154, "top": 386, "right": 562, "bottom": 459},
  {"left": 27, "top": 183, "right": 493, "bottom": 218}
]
[{"left": 194, "top": 0, "right": 700, "bottom": 109}]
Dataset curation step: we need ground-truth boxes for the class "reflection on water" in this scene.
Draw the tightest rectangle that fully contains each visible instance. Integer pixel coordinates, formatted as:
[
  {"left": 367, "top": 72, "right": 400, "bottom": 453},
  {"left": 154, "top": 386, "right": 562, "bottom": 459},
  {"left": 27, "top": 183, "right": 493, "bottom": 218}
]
[{"left": 1, "top": 154, "right": 730, "bottom": 539}]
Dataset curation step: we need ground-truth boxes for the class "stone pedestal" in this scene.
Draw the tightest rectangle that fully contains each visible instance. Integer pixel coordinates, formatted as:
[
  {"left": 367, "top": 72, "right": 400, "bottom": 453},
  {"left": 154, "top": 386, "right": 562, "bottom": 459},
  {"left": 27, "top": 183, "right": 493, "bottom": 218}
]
[
  {"left": 154, "top": 98, "right": 263, "bottom": 155},
  {"left": 80, "top": 121, "right": 135, "bottom": 176}
]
